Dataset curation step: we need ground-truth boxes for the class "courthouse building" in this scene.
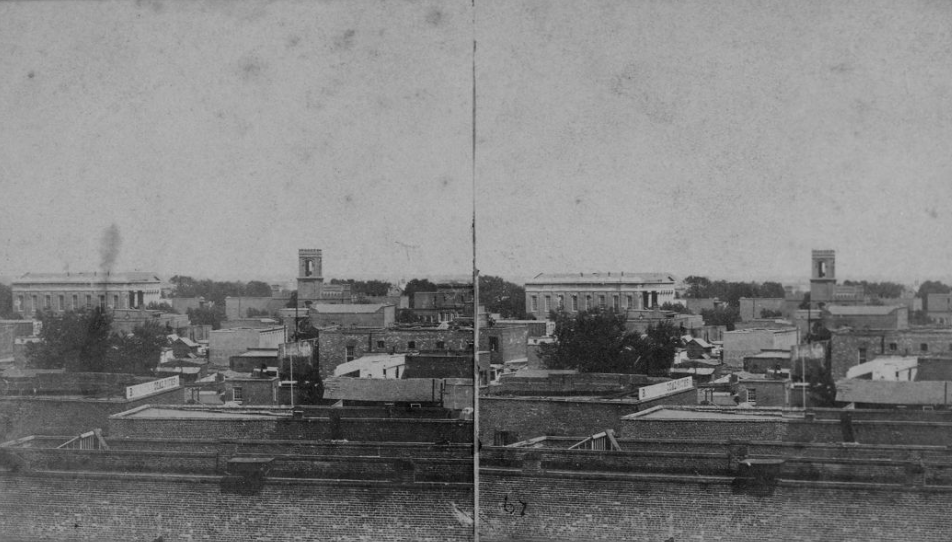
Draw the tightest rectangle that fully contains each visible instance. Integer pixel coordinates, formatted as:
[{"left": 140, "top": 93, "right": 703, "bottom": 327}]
[
  {"left": 11, "top": 272, "right": 164, "bottom": 315},
  {"left": 524, "top": 272, "right": 676, "bottom": 319}
]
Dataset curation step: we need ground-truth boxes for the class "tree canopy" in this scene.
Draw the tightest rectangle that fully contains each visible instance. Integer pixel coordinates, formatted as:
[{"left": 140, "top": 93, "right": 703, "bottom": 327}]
[
  {"left": 700, "top": 306, "right": 740, "bottom": 330},
  {"left": 681, "top": 277, "right": 785, "bottom": 306},
  {"left": 403, "top": 278, "right": 437, "bottom": 307},
  {"left": 169, "top": 275, "right": 272, "bottom": 304},
  {"left": 539, "top": 308, "right": 679, "bottom": 376},
  {"left": 918, "top": 280, "right": 952, "bottom": 312},
  {"left": 330, "top": 278, "right": 392, "bottom": 297},
  {"left": 27, "top": 308, "right": 167, "bottom": 374},
  {"left": 479, "top": 275, "right": 527, "bottom": 319}
]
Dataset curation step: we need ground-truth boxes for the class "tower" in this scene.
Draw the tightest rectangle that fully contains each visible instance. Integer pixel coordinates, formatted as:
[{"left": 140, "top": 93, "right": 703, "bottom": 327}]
[
  {"left": 810, "top": 249, "right": 836, "bottom": 304},
  {"left": 297, "top": 249, "right": 323, "bottom": 304}
]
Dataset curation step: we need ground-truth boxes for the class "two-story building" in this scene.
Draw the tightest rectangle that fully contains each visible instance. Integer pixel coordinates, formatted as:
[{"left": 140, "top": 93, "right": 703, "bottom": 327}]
[{"left": 524, "top": 272, "right": 676, "bottom": 319}]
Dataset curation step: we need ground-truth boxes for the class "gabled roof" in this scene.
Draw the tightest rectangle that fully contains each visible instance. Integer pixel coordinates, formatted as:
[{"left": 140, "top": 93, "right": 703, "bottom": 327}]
[{"left": 688, "top": 338, "right": 713, "bottom": 349}]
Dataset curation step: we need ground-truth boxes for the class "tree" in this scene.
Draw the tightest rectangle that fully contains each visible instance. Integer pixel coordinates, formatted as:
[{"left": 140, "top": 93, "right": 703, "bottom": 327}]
[
  {"left": 640, "top": 321, "right": 682, "bottom": 377},
  {"left": 540, "top": 308, "right": 677, "bottom": 376},
  {"left": 683, "top": 276, "right": 711, "bottom": 298},
  {"left": 660, "top": 302, "right": 691, "bottom": 314},
  {"left": 700, "top": 306, "right": 739, "bottom": 330},
  {"left": 0, "top": 283, "right": 15, "bottom": 319},
  {"left": 403, "top": 278, "right": 437, "bottom": 308},
  {"left": 187, "top": 306, "right": 223, "bottom": 329},
  {"left": 245, "top": 280, "right": 273, "bottom": 297},
  {"left": 27, "top": 308, "right": 113, "bottom": 371},
  {"left": 107, "top": 322, "right": 168, "bottom": 375},
  {"left": 396, "top": 309, "right": 422, "bottom": 324},
  {"left": 145, "top": 302, "right": 177, "bottom": 313},
  {"left": 294, "top": 362, "right": 325, "bottom": 405},
  {"left": 479, "top": 275, "right": 527, "bottom": 319}
]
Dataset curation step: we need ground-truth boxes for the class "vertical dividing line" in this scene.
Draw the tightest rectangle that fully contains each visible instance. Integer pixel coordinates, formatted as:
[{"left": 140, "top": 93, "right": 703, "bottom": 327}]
[{"left": 471, "top": 1, "right": 479, "bottom": 540}]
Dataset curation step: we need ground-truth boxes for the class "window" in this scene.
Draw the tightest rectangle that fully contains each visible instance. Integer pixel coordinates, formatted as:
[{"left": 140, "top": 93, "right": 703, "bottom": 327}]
[
  {"left": 113, "top": 295, "right": 119, "bottom": 308},
  {"left": 746, "top": 388, "right": 757, "bottom": 403},
  {"left": 408, "top": 341, "right": 416, "bottom": 350},
  {"left": 531, "top": 296, "right": 538, "bottom": 312},
  {"left": 232, "top": 387, "right": 243, "bottom": 401},
  {"left": 557, "top": 295, "right": 563, "bottom": 309},
  {"left": 921, "top": 343, "right": 929, "bottom": 353},
  {"left": 889, "top": 342, "right": 898, "bottom": 351},
  {"left": 72, "top": 295, "right": 78, "bottom": 309},
  {"left": 377, "top": 340, "right": 385, "bottom": 348},
  {"left": 346, "top": 345, "right": 356, "bottom": 361},
  {"left": 85, "top": 295, "right": 91, "bottom": 308},
  {"left": 599, "top": 295, "right": 606, "bottom": 308},
  {"left": 571, "top": 295, "right": 578, "bottom": 311},
  {"left": 613, "top": 295, "right": 619, "bottom": 311},
  {"left": 45, "top": 295, "right": 51, "bottom": 308},
  {"left": 16, "top": 296, "right": 22, "bottom": 310},
  {"left": 858, "top": 347, "right": 867, "bottom": 364},
  {"left": 626, "top": 295, "right": 633, "bottom": 308},
  {"left": 489, "top": 336, "right": 499, "bottom": 352},
  {"left": 58, "top": 295, "right": 64, "bottom": 310},
  {"left": 436, "top": 341, "right": 446, "bottom": 349},
  {"left": 586, "top": 295, "right": 592, "bottom": 310},
  {"left": 31, "top": 295, "right": 37, "bottom": 311}
]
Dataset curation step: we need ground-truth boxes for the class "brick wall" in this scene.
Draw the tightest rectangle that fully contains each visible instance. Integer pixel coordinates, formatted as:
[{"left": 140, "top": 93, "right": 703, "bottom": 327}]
[
  {"left": 479, "top": 389, "right": 696, "bottom": 443},
  {"left": 487, "top": 373, "right": 668, "bottom": 396},
  {"left": 622, "top": 417, "right": 788, "bottom": 441},
  {"left": 479, "top": 470, "right": 952, "bottom": 541},
  {"left": 108, "top": 415, "right": 473, "bottom": 443},
  {"left": 0, "top": 387, "right": 183, "bottom": 442},
  {"left": 317, "top": 328, "right": 477, "bottom": 379},
  {"left": 831, "top": 329, "right": 952, "bottom": 379},
  {"left": 0, "top": 474, "right": 473, "bottom": 541}
]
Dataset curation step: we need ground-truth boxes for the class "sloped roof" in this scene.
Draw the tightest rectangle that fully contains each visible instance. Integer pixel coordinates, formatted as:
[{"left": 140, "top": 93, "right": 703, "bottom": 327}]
[
  {"left": 527, "top": 272, "right": 675, "bottom": 285},
  {"left": 835, "top": 378, "right": 949, "bottom": 405}
]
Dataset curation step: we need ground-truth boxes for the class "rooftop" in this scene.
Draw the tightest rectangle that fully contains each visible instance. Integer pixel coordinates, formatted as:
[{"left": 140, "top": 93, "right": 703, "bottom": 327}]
[
  {"left": 835, "top": 378, "right": 951, "bottom": 405},
  {"left": 825, "top": 305, "right": 905, "bottom": 316},
  {"left": 308, "top": 303, "right": 391, "bottom": 313},
  {"left": 13, "top": 272, "right": 162, "bottom": 285},
  {"left": 527, "top": 272, "right": 675, "bottom": 285}
]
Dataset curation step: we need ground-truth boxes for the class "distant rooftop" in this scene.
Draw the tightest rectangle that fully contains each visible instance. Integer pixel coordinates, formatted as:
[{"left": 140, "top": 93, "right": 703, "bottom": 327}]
[
  {"left": 527, "top": 272, "right": 675, "bottom": 285},
  {"left": 825, "top": 305, "right": 905, "bottom": 316},
  {"left": 309, "top": 303, "right": 391, "bottom": 313},
  {"left": 13, "top": 272, "right": 163, "bottom": 285}
]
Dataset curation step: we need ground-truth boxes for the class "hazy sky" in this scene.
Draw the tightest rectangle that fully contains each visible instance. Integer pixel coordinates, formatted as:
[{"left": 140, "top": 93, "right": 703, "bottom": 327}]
[{"left": 2, "top": 0, "right": 952, "bottom": 285}]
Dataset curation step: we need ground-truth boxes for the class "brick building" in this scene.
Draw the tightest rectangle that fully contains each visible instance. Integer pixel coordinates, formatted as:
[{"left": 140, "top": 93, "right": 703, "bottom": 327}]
[
  {"left": 830, "top": 328, "right": 952, "bottom": 380},
  {"left": 208, "top": 326, "right": 285, "bottom": 367},
  {"left": 525, "top": 272, "right": 676, "bottom": 319},
  {"left": 822, "top": 305, "right": 908, "bottom": 330},
  {"left": 721, "top": 327, "right": 799, "bottom": 368},
  {"left": 313, "top": 327, "right": 479, "bottom": 379},
  {"left": 306, "top": 303, "right": 396, "bottom": 328},
  {"left": 411, "top": 283, "right": 474, "bottom": 323}
]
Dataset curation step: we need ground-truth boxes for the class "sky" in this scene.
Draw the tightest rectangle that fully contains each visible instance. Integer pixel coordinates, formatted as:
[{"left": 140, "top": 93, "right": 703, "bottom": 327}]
[{"left": 2, "top": 0, "right": 952, "bottom": 286}]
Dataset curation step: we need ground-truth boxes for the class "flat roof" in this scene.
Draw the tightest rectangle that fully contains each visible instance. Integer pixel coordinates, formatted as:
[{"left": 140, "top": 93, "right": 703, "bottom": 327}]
[
  {"left": 116, "top": 406, "right": 284, "bottom": 420},
  {"left": 624, "top": 407, "right": 788, "bottom": 421}
]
